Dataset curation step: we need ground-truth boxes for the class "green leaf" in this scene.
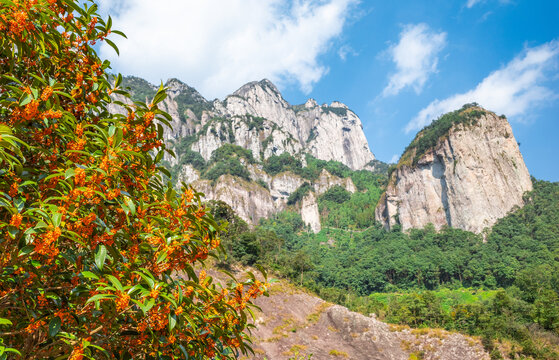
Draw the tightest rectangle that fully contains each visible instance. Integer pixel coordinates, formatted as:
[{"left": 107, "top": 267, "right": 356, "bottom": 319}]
[
  {"left": 81, "top": 271, "right": 99, "bottom": 280},
  {"left": 0, "top": 318, "right": 12, "bottom": 326},
  {"left": 64, "top": 168, "right": 75, "bottom": 180},
  {"left": 95, "top": 245, "right": 107, "bottom": 271},
  {"left": 144, "top": 298, "right": 155, "bottom": 313},
  {"left": 86, "top": 294, "right": 115, "bottom": 305},
  {"left": 52, "top": 212, "right": 62, "bottom": 227},
  {"left": 48, "top": 317, "right": 61, "bottom": 337},
  {"left": 133, "top": 270, "right": 155, "bottom": 289},
  {"left": 17, "top": 246, "right": 34, "bottom": 257},
  {"left": 123, "top": 196, "right": 135, "bottom": 216},
  {"left": 106, "top": 275, "right": 124, "bottom": 292},
  {"left": 169, "top": 314, "right": 177, "bottom": 331},
  {"left": 20, "top": 94, "right": 32, "bottom": 106},
  {"left": 104, "top": 38, "right": 119, "bottom": 56}
]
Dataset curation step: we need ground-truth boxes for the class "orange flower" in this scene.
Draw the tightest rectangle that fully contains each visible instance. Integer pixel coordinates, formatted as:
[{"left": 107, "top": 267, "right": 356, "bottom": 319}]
[
  {"left": 183, "top": 188, "right": 194, "bottom": 203},
  {"left": 25, "top": 319, "right": 46, "bottom": 334},
  {"left": 149, "top": 288, "right": 159, "bottom": 299},
  {"left": 9, "top": 183, "right": 18, "bottom": 197},
  {"left": 40, "top": 86, "right": 53, "bottom": 101},
  {"left": 74, "top": 168, "right": 86, "bottom": 186},
  {"left": 115, "top": 291, "right": 130, "bottom": 312},
  {"left": 9, "top": 213, "right": 22, "bottom": 227},
  {"left": 68, "top": 342, "right": 84, "bottom": 360},
  {"left": 144, "top": 111, "right": 155, "bottom": 123}
]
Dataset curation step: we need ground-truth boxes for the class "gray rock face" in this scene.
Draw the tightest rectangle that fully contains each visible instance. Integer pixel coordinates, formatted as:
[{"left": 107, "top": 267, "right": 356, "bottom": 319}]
[
  {"left": 248, "top": 278, "right": 490, "bottom": 360},
  {"left": 111, "top": 76, "right": 376, "bottom": 230},
  {"left": 192, "top": 175, "right": 276, "bottom": 225},
  {"left": 163, "top": 78, "right": 375, "bottom": 170},
  {"left": 375, "top": 109, "right": 533, "bottom": 234},
  {"left": 192, "top": 169, "right": 354, "bottom": 227},
  {"left": 300, "top": 192, "right": 321, "bottom": 233}
]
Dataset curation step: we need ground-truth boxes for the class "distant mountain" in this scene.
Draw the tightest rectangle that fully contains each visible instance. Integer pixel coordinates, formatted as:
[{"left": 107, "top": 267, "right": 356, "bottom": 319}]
[
  {"left": 117, "top": 76, "right": 384, "bottom": 230},
  {"left": 375, "top": 104, "right": 533, "bottom": 234}
]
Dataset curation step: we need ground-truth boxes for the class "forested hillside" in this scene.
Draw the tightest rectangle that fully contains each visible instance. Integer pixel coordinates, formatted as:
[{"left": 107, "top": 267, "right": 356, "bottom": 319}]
[{"left": 212, "top": 179, "right": 559, "bottom": 359}]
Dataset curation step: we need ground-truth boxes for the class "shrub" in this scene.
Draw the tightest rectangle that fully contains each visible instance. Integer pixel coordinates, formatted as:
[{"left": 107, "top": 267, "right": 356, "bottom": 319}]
[
  {"left": 287, "top": 183, "right": 313, "bottom": 205},
  {"left": 0, "top": 1, "right": 265, "bottom": 359}
]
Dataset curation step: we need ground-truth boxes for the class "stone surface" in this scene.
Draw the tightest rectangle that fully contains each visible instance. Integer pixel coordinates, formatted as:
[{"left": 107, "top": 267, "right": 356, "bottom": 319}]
[
  {"left": 314, "top": 169, "right": 357, "bottom": 195},
  {"left": 300, "top": 192, "right": 321, "bottom": 233},
  {"left": 111, "top": 76, "right": 377, "bottom": 229},
  {"left": 192, "top": 175, "right": 276, "bottom": 225},
  {"left": 375, "top": 110, "right": 533, "bottom": 234},
  {"left": 241, "top": 278, "right": 490, "bottom": 360}
]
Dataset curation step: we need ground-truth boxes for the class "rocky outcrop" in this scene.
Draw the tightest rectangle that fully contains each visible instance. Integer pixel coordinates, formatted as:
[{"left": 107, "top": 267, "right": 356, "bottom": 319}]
[
  {"left": 300, "top": 192, "right": 321, "bottom": 233},
  {"left": 375, "top": 107, "right": 532, "bottom": 234},
  {"left": 297, "top": 101, "right": 374, "bottom": 170},
  {"left": 245, "top": 278, "right": 490, "bottom": 360},
  {"left": 114, "top": 76, "right": 378, "bottom": 230},
  {"left": 119, "top": 76, "right": 375, "bottom": 170},
  {"left": 192, "top": 175, "right": 276, "bottom": 225},
  {"left": 314, "top": 168, "right": 357, "bottom": 195},
  {"left": 191, "top": 169, "right": 352, "bottom": 228}
]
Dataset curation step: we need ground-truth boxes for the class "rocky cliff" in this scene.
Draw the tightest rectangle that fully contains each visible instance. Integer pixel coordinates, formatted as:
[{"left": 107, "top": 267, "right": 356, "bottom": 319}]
[
  {"left": 375, "top": 105, "right": 533, "bottom": 234},
  {"left": 119, "top": 76, "right": 378, "bottom": 232}
]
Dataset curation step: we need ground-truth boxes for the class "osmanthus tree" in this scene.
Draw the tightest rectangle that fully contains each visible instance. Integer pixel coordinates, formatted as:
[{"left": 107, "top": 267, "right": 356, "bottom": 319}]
[{"left": 0, "top": 0, "right": 266, "bottom": 359}]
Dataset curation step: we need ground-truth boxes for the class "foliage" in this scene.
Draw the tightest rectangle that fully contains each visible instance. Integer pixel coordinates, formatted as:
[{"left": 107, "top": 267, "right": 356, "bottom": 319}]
[
  {"left": 223, "top": 179, "right": 559, "bottom": 359},
  {"left": 0, "top": 1, "right": 265, "bottom": 359},
  {"left": 171, "top": 84, "right": 211, "bottom": 121},
  {"left": 262, "top": 152, "right": 303, "bottom": 177},
  {"left": 397, "top": 103, "right": 486, "bottom": 169},
  {"left": 209, "top": 144, "right": 254, "bottom": 164},
  {"left": 321, "top": 106, "right": 348, "bottom": 117},
  {"left": 319, "top": 185, "right": 351, "bottom": 204},
  {"left": 120, "top": 76, "right": 156, "bottom": 103},
  {"left": 287, "top": 183, "right": 313, "bottom": 206},
  {"left": 202, "top": 158, "right": 251, "bottom": 182}
]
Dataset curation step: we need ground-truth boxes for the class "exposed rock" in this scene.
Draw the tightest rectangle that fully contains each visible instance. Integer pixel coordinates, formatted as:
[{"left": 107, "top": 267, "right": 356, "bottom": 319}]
[
  {"left": 112, "top": 75, "right": 378, "bottom": 229},
  {"left": 296, "top": 104, "right": 374, "bottom": 170},
  {"left": 270, "top": 172, "right": 305, "bottom": 208},
  {"left": 192, "top": 175, "right": 276, "bottom": 225},
  {"left": 245, "top": 279, "right": 489, "bottom": 360},
  {"left": 300, "top": 192, "right": 321, "bottom": 233},
  {"left": 375, "top": 108, "right": 532, "bottom": 234},
  {"left": 314, "top": 169, "right": 357, "bottom": 195},
  {"left": 176, "top": 164, "right": 199, "bottom": 185}
]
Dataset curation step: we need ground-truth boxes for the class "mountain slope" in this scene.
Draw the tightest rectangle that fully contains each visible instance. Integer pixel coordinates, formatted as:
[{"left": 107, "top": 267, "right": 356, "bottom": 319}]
[
  {"left": 375, "top": 104, "right": 532, "bottom": 234},
  {"left": 119, "top": 76, "right": 382, "bottom": 229}
]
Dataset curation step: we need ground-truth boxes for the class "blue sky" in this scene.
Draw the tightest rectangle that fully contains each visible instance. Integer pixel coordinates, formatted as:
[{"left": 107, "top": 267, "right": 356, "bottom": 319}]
[{"left": 98, "top": 0, "right": 559, "bottom": 181}]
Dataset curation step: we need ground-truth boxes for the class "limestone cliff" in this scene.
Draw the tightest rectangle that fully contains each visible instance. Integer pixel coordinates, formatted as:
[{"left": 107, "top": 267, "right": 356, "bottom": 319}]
[
  {"left": 375, "top": 106, "right": 532, "bottom": 234},
  {"left": 118, "top": 76, "right": 374, "bottom": 232}
]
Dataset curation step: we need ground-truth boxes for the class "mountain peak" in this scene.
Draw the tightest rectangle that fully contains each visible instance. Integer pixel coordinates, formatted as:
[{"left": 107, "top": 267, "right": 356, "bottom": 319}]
[
  {"left": 164, "top": 78, "right": 208, "bottom": 103},
  {"left": 376, "top": 107, "right": 532, "bottom": 234},
  {"left": 233, "top": 79, "right": 282, "bottom": 99}
]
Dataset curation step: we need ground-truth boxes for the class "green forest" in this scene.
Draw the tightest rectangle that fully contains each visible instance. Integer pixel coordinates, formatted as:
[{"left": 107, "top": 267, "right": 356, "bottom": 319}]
[{"left": 211, "top": 178, "right": 559, "bottom": 359}]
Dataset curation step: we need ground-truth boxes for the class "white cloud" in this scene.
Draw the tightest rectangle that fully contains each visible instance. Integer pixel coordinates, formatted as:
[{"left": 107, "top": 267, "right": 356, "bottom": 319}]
[
  {"left": 465, "top": 0, "right": 512, "bottom": 9},
  {"left": 338, "top": 44, "right": 358, "bottom": 61},
  {"left": 406, "top": 41, "right": 559, "bottom": 133},
  {"left": 466, "top": 0, "right": 483, "bottom": 8},
  {"left": 382, "top": 23, "right": 447, "bottom": 97},
  {"left": 98, "top": 0, "right": 358, "bottom": 99}
]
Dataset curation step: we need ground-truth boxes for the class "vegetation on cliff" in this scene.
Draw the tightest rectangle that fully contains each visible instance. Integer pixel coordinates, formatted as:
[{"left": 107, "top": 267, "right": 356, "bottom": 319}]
[{"left": 392, "top": 103, "right": 487, "bottom": 174}]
